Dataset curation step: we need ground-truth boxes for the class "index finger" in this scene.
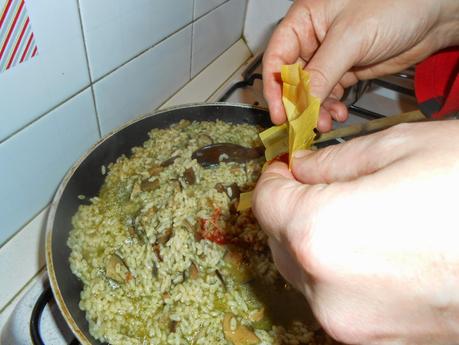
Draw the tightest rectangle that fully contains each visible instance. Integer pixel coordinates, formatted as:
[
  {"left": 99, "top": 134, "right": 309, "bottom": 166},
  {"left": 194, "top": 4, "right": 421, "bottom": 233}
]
[{"left": 262, "top": 5, "right": 319, "bottom": 124}]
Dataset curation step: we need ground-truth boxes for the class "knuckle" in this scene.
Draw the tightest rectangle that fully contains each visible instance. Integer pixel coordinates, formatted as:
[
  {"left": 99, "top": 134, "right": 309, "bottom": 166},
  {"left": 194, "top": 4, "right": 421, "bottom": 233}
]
[{"left": 307, "top": 67, "right": 332, "bottom": 91}]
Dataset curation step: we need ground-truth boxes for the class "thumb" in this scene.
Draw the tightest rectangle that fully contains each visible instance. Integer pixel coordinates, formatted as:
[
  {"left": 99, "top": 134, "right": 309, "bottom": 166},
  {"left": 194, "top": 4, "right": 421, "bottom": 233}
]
[
  {"left": 252, "top": 162, "right": 306, "bottom": 241},
  {"left": 292, "top": 129, "right": 404, "bottom": 184},
  {"left": 306, "top": 22, "right": 361, "bottom": 101}
]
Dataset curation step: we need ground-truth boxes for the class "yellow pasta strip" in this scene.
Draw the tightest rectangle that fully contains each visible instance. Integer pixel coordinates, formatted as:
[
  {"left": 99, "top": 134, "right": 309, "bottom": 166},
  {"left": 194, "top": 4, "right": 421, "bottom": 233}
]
[
  {"left": 237, "top": 191, "right": 253, "bottom": 211},
  {"left": 281, "top": 64, "right": 319, "bottom": 167},
  {"left": 259, "top": 123, "right": 288, "bottom": 161},
  {"left": 237, "top": 63, "right": 320, "bottom": 210}
]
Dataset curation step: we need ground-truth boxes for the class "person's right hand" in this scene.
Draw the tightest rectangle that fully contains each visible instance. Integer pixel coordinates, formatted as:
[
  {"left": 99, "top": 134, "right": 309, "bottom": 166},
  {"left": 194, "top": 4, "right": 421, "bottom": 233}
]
[
  {"left": 252, "top": 120, "right": 459, "bottom": 344},
  {"left": 263, "top": 0, "right": 459, "bottom": 131}
]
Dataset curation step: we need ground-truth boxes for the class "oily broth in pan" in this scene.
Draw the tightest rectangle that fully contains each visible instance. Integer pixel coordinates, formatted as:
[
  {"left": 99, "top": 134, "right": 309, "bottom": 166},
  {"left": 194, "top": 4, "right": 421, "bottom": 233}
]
[{"left": 67, "top": 119, "right": 334, "bottom": 345}]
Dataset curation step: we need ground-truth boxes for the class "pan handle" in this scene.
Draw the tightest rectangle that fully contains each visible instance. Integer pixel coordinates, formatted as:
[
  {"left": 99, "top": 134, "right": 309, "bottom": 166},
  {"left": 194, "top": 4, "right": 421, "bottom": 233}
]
[{"left": 30, "top": 288, "right": 79, "bottom": 345}]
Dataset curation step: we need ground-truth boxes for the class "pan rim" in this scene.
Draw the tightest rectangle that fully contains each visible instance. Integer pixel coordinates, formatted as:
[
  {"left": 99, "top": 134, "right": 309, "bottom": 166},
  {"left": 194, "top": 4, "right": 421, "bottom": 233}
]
[{"left": 45, "top": 102, "right": 269, "bottom": 344}]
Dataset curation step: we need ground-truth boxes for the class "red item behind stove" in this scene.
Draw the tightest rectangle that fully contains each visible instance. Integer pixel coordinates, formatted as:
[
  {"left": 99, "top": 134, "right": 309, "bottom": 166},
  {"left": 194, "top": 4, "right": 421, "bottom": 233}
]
[{"left": 415, "top": 46, "right": 459, "bottom": 119}]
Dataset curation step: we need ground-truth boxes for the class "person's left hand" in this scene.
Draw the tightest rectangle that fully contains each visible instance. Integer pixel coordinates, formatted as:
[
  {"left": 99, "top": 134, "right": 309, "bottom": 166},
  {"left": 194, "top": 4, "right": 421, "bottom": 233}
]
[{"left": 252, "top": 120, "right": 459, "bottom": 344}]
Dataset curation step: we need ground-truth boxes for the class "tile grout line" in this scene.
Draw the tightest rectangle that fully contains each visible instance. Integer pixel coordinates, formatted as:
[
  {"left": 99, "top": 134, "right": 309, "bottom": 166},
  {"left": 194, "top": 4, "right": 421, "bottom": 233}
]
[
  {"left": 194, "top": 0, "right": 232, "bottom": 22},
  {"left": 190, "top": 0, "right": 195, "bottom": 80},
  {"left": 76, "top": 0, "right": 102, "bottom": 138},
  {"left": 240, "top": 0, "right": 249, "bottom": 45}
]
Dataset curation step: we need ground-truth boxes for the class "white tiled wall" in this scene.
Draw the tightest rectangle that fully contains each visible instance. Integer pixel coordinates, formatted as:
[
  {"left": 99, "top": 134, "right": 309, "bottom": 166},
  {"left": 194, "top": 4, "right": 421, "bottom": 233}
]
[
  {"left": 0, "top": 0, "right": 89, "bottom": 142},
  {"left": 0, "top": 0, "right": 247, "bottom": 250},
  {"left": 191, "top": 0, "right": 246, "bottom": 77},
  {"left": 94, "top": 25, "right": 192, "bottom": 135},
  {"left": 243, "top": 0, "right": 291, "bottom": 54},
  {"left": 79, "top": 0, "right": 193, "bottom": 80},
  {"left": 0, "top": 89, "right": 99, "bottom": 245}
]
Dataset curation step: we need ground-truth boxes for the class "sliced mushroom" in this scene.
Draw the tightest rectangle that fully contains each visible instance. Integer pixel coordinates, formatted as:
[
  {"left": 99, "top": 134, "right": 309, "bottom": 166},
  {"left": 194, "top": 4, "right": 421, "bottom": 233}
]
[
  {"left": 214, "top": 183, "right": 226, "bottom": 193},
  {"left": 189, "top": 262, "right": 199, "bottom": 279},
  {"left": 183, "top": 167, "right": 196, "bottom": 185},
  {"left": 161, "top": 155, "right": 180, "bottom": 167},
  {"left": 140, "top": 179, "right": 160, "bottom": 192},
  {"left": 169, "top": 320, "right": 179, "bottom": 333},
  {"left": 127, "top": 226, "right": 136, "bottom": 238},
  {"left": 157, "top": 228, "right": 173, "bottom": 245},
  {"left": 148, "top": 164, "right": 164, "bottom": 176},
  {"left": 223, "top": 313, "right": 260, "bottom": 345},
  {"left": 152, "top": 244, "right": 163, "bottom": 262},
  {"left": 105, "top": 254, "right": 130, "bottom": 284}
]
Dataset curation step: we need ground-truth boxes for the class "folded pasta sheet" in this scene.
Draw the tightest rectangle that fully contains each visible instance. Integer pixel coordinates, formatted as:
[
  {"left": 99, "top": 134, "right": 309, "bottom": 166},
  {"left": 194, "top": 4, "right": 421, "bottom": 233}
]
[
  {"left": 237, "top": 63, "right": 320, "bottom": 211},
  {"left": 281, "top": 63, "right": 320, "bottom": 167}
]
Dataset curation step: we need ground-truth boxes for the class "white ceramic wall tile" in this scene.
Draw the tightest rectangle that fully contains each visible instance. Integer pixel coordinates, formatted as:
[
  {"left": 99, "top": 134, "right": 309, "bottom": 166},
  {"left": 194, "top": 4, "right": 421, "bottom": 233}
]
[
  {"left": 94, "top": 25, "right": 192, "bottom": 136},
  {"left": 161, "top": 39, "right": 251, "bottom": 109},
  {"left": 191, "top": 0, "right": 246, "bottom": 77},
  {"left": 243, "top": 0, "right": 291, "bottom": 54},
  {"left": 194, "top": 0, "right": 227, "bottom": 18},
  {"left": 0, "top": 0, "right": 90, "bottom": 142},
  {"left": 79, "top": 0, "right": 193, "bottom": 81},
  {"left": 0, "top": 89, "right": 99, "bottom": 246}
]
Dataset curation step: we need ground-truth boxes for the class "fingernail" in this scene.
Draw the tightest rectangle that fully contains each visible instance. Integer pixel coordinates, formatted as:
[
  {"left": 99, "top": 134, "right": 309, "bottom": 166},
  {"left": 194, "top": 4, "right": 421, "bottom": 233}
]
[{"left": 293, "top": 150, "right": 311, "bottom": 159}]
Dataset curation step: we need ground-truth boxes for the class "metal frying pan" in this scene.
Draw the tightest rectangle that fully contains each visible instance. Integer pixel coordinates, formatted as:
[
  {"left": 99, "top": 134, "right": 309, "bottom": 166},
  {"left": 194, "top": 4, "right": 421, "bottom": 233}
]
[
  {"left": 45, "top": 103, "right": 274, "bottom": 344},
  {"left": 45, "top": 102, "right": 424, "bottom": 344}
]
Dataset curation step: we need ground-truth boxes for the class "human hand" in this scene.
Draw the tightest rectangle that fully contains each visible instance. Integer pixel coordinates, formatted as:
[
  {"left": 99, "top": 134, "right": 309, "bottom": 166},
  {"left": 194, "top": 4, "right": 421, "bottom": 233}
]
[
  {"left": 263, "top": 0, "right": 459, "bottom": 131},
  {"left": 252, "top": 121, "right": 459, "bottom": 344}
]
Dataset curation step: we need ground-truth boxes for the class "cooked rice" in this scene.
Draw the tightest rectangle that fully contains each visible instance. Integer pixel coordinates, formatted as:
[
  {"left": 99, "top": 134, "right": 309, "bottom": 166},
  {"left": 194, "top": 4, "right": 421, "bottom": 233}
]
[{"left": 68, "top": 120, "right": 334, "bottom": 345}]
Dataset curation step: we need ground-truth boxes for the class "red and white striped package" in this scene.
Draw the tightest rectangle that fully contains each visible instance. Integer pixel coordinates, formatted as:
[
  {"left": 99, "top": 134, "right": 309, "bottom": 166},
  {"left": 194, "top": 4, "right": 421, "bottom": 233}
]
[{"left": 0, "top": 0, "right": 38, "bottom": 73}]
